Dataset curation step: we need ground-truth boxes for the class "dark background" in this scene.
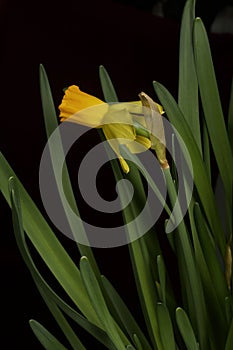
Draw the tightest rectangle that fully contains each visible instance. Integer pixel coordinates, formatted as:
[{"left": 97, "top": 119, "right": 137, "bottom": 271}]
[{"left": 0, "top": 0, "right": 232, "bottom": 348}]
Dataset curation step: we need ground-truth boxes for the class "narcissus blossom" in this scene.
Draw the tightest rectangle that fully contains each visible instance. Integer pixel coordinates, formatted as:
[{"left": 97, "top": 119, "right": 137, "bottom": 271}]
[{"left": 59, "top": 85, "right": 166, "bottom": 173}]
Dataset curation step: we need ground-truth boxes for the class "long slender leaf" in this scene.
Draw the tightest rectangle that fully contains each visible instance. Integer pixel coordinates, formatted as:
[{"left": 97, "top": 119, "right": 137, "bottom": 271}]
[
  {"left": 19, "top": 219, "right": 116, "bottom": 350},
  {"left": 225, "top": 296, "right": 232, "bottom": 326},
  {"left": 15, "top": 211, "right": 115, "bottom": 349},
  {"left": 157, "top": 303, "right": 176, "bottom": 350},
  {"left": 101, "top": 275, "right": 153, "bottom": 350},
  {"left": 0, "top": 158, "right": 99, "bottom": 326},
  {"left": 178, "top": 0, "right": 201, "bottom": 153},
  {"left": 193, "top": 203, "right": 229, "bottom": 304},
  {"left": 164, "top": 168, "right": 209, "bottom": 349},
  {"left": 193, "top": 18, "right": 233, "bottom": 211},
  {"left": 29, "top": 320, "right": 68, "bottom": 350},
  {"left": 225, "top": 317, "right": 233, "bottom": 350},
  {"left": 55, "top": 301, "right": 117, "bottom": 350},
  {"left": 157, "top": 255, "right": 166, "bottom": 304},
  {"left": 228, "top": 77, "right": 233, "bottom": 153},
  {"left": 99, "top": 65, "right": 119, "bottom": 102},
  {"left": 133, "top": 334, "right": 143, "bottom": 350},
  {"left": 190, "top": 201, "right": 227, "bottom": 348},
  {"left": 39, "top": 64, "right": 101, "bottom": 278},
  {"left": 153, "top": 81, "right": 225, "bottom": 256},
  {"left": 175, "top": 308, "right": 199, "bottom": 350},
  {"left": 202, "top": 118, "right": 211, "bottom": 182},
  {"left": 39, "top": 288, "right": 87, "bottom": 350},
  {"left": 9, "top": 178, "right": 87, "bottom": 350},
  {"left": 80, "top": 256, "right": 130, "bottom": 350}
]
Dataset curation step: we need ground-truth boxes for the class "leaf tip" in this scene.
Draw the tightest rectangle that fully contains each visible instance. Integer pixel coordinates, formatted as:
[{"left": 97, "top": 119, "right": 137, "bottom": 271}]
[
  {"left": 80, "top": 256, "right": 88, "bottom": 264},
  {"left": 8, "top": 176, "right": 15, "bottom": 192},
  {"left": 195, "top": 16, "right": 202, "bottom": 23}
]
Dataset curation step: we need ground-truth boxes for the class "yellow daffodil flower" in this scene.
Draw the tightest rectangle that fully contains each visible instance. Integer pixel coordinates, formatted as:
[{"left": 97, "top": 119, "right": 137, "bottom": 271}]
[{"left": 59, "top": 85, "right": 153, "bottom": 173}]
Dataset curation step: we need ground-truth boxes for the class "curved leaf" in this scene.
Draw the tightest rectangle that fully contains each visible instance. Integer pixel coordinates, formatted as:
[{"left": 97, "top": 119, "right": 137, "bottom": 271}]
[
  {"left": 176, "top": 307, "right": 199, "bottom": 350},
  {"left": 29, "top": 320, "right": 68, "bottom": 350},
  {"left": 193, "top": 18, "right": 233, "bottom": 211},
  {"left": 80, "top": 256, "right": 129, "bottom": 350},
  {"left": 178, "top": 0, "right": 201, "bottom": 153},
  {"left": 157, "top": 303, "right": 176, "bottom": 350},
  {"left": 101, "top": 275, "right": 152, "bottom": 350}
]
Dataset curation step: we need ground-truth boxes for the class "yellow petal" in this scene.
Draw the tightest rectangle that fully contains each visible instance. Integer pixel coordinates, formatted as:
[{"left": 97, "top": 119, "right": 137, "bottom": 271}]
[
  {"left": 156, "top": 103, "right": 164, "bottom": 115},
  {"left": 102, "top": 123, "right": 135, "bottom": 154},
  {"left": 102, "top": 123, "right": 136, "bottom": 173},
  {"left": 119, "top": 156, "right": 130, "bottom": 174},
  {"left": 127, "top": 135, "right": 151, "bottom": 153}
]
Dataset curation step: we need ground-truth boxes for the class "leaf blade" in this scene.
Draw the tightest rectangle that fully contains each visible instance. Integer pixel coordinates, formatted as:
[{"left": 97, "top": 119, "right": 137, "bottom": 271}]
[
  {"left": 178, "top": 0, "right": 201, "bottom": 153},
  {"left": 193, "top": 18, "right": 233, "bottom": 210},
  {"left": 176, "top": 307, "right": 199, "bottom": 350},
  {"left": 29, "top": 320, "right": 68, "bottom": 350},
  {"left": 0, "top": 159, "right": 99, "bottom": 326}
]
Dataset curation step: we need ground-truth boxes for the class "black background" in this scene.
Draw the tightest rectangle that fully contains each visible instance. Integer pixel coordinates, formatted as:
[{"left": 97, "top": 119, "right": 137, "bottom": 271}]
[{"left": 0, "top": 0, "right": 232, "bottom": 348}]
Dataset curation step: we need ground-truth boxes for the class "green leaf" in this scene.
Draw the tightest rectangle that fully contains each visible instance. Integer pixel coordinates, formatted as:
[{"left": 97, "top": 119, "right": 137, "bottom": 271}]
[
  {"left": 133, "top": 334, "right": 143, "bottom": 350},
  {"left": 192, "top": 202, "right": 229, "bottom": 348},
  {"left": 40, "top": 289, "right": 88, "bottom": 350},
  {"left": 80, "top": 256, "right": 129, "bottom": 350},
  {"left": 99, "top": 65, "right": 119, "bottom": 102},
  {"left": 9, "top": 177, "right": 87, "bottom": 350},
  {"left": 178, "top": 0, "right": 201, "bottom": 153},
  {"left": 153, "top": 81, "right": 225, "bottom": 256},
  {"left": 228, "top": 77, "right": 233, "bottom": 153},
  {"left": 11, "top": 199, "right": 119, "bottom": 350},
  {"left": 0, "top": 158, "right": 99, "bottom": 326},
  {"left": 29, "top": 320, "right": 68, "bottom": 350},
  {"left": 202, "top": 118, "right": 211, "bottom": 182},
  {"left": 157, "top": 255, "right": 166, "bottom": 304},
  {"left": 175, "top": 308, "right": 199, "bottom": 350},
  {"left": 39, "top": 64, "right": 101, "bottom": 278},
  {"left": 225, "top": 317, "right": 233, "bottom": 350},
  {"left": 193, "top": 18, "right": 233, "bottom": 211},
  {"left": 157, "top": 303, "right": 176, "bottom": 350},
  {"left": 55, "top": 301, "right": 116, "bottom": 350},
  {"left": 164, "top": 168, "right": 209, "bottom": 349},
  {"left": 190, "top": 201, "right": 227, "bottom": 348},
  {"left": 101, "top": 275, "right": 153, "bottom": 350},
  {"left": 225, "top": 297, "right": 232, "bottom": 326},
  {"left": 193, "top": 203, "right": 229, "bottom": 303},
  {"left": 39, "top": 64, "right": 59, "bottom": 137}
]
